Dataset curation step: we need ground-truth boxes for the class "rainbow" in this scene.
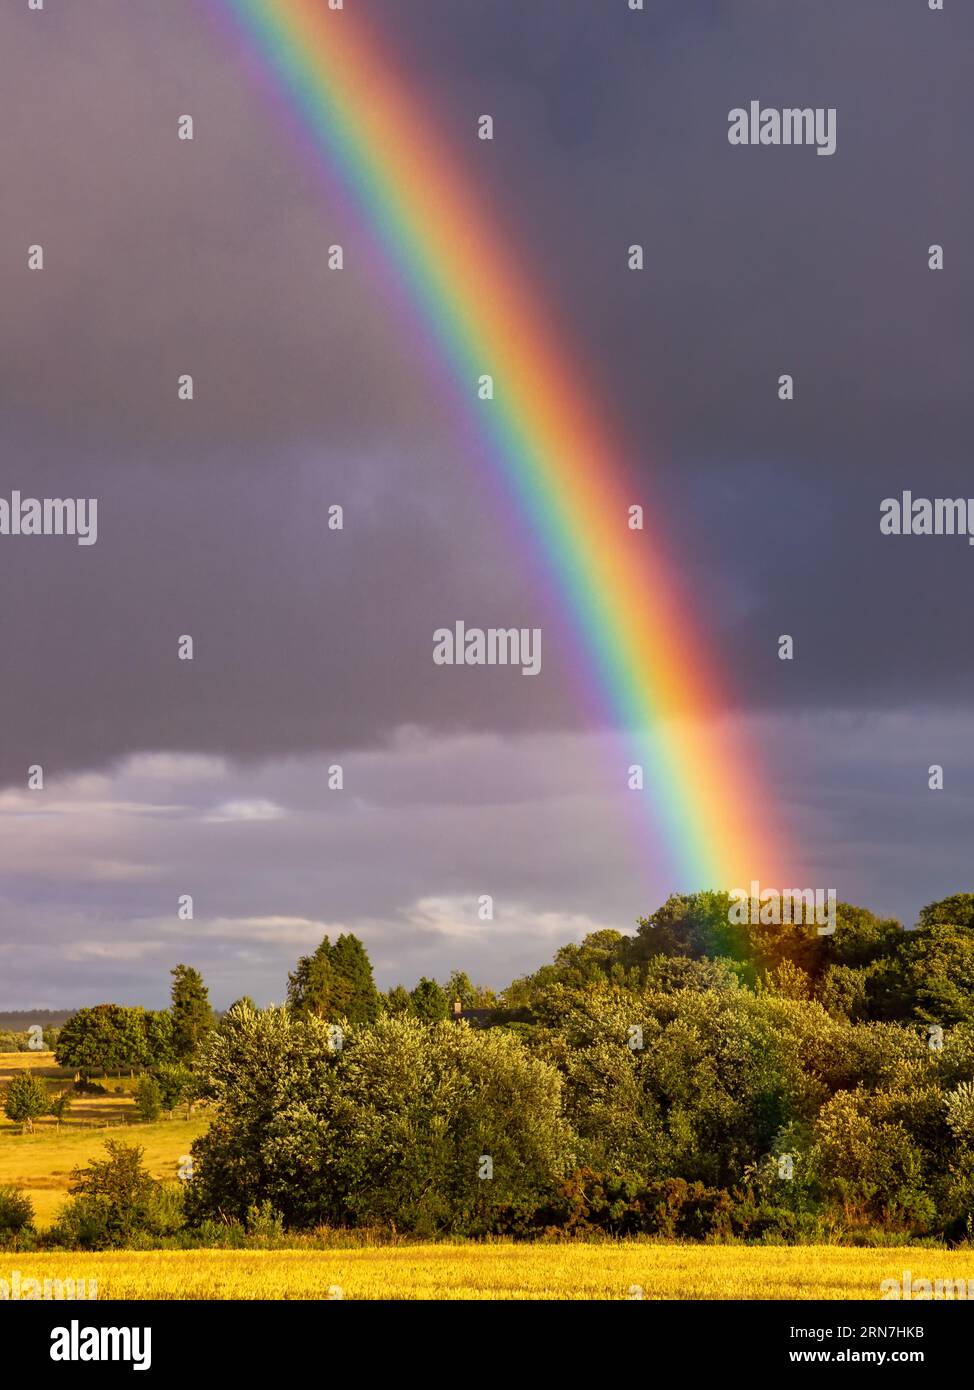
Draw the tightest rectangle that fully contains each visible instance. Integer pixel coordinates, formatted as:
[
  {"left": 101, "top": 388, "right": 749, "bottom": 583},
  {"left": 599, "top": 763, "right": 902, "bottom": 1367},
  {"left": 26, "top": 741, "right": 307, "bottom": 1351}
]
[{"left": 211, "top": 0, "right": 787, "bottom": 889}]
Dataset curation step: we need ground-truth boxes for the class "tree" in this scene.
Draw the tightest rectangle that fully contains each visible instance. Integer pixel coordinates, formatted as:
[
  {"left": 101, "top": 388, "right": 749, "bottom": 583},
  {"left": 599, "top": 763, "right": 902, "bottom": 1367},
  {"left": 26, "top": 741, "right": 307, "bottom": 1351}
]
[
  {"left": 410, "top": 977, "right": 449, "bottom": 1022},
  {"left": 287, "top": 934, "right": 378, "bottom": 1024},
  {"left": 631, "top": 893, "right": 742, "bottom": 964},
  {"left": 444, "top": 970, "right": 480, "bottom": 1010},
  {"left": 143, "top": 1010, "right": 175, "bottom": 1067},
  {"left": 170, "top": 965, "right": 214, "bottom": 1064},
  {"left": 49, "top": 1091, "right": 71, "bottom": 1130},
  {"left": 226, "top": 996, "right": 257, "bottom": 1015},
  {"left": 0, "top": 1186, "right": 34, "bottom": 1237},
  {"left": 153, "top": 1063, "right": 193, "bottom": 1116},
  {"left": 3, "top": 1072, "right": 49, "bottom": 1133},
  {"left": 382, "top": 984, "right": 413, "bottom": 1016},
  {"left": 187, "top": 1011, "right": 572, "bottom": 1234},
  {"left": 135, "top": 1075, "right": 163, "bottom": 1122},
  {"left": 892, "top": 925, "right": 974, "bottom": 1025},
  {"left": 328, "top": 935, "right": 380, "bottom": 1023},
  {"left": 918, "top": 894, "right": 974, "bottom": 931},
  {"left": 57, "top": 1140, "right": 162, "bottom": 1248},
  {"left": 55, "top": 1005, "right": 153, "bottom": 1077}
]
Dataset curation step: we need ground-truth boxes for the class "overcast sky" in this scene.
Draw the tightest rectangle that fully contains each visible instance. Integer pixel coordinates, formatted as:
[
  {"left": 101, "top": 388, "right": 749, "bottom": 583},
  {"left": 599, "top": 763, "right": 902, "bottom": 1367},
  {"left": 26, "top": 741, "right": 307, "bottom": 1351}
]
[{"left": 1, "top": 0, "right": 972, "bottom": 1008}]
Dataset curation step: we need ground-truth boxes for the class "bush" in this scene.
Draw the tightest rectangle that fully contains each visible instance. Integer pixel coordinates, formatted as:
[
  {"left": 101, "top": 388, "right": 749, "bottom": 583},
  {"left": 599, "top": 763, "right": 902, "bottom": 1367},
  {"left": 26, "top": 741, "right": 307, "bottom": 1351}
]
[
  {"left": 0, "top": 1186, "right": 34, "bottom": 1238},
  {"left": 51, "top": 1141, "right": 162, "bottom": 1249}
]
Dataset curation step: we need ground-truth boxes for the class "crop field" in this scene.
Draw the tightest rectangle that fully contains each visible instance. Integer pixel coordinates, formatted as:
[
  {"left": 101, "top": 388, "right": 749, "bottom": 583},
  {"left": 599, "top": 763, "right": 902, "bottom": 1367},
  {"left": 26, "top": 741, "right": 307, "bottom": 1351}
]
[
  {"left": 4, "top": 1245, "right": 973, "bottom": 1301},
  {"left": 0, "top": 1052, "right": 206, "bottom": 1227}
]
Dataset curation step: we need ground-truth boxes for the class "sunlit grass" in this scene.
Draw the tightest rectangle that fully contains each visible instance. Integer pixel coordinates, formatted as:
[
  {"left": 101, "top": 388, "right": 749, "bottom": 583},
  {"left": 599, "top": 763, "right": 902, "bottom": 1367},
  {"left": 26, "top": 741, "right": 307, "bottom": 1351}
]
[
  {"left": 4, "top": 1245, "right": 973, "bottom": 1300},
  {"left": 0, "top": 1052, "right": 206, "bottom": 1226}
]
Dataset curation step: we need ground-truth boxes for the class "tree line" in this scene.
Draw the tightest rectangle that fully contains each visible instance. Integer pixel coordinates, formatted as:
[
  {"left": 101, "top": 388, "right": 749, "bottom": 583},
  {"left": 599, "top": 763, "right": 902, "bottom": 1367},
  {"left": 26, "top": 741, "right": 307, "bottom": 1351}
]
[{"left": 3, "top": 892, "right": 974, "bottom": 1247}]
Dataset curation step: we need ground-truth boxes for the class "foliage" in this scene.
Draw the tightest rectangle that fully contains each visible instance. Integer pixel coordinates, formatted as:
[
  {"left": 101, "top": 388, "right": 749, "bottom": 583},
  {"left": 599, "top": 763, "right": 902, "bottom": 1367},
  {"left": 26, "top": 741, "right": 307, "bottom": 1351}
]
[
  {"left": 170, "top": 965, "right": 215, "bottom": 1064},
  {"left": 0, "top": 1185, "right": 35, "bottom": 1237},
  {"left": 52, "top": 1141, "right": 165, "bottom": 1249},
  {"left": 3, "top": 1071, "right": 49, "bottom": 1132},
  {"left": 54, "top": 1004, "right": 172, "bottom": 1077},
  {"left": 135, "top": 1075, "right": 163, "bottom": 1122},
  {"left": 19, "top": 892, "right": 974, "bottom": 1246},
  {"left": 409, "top": 977, "right": 450, "bottom": 1022},
  {"left": 287, "top": 934, "right": 379, "bottom": 1025},
  {"left": 187, "top": 1010, "right": 572, "bottom": 1235}
]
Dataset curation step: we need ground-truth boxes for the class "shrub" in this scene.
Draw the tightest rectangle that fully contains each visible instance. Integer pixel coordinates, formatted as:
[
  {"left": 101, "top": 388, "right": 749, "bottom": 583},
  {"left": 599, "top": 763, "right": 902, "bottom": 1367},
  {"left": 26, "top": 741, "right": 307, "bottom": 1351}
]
[
  {"left": 51, "top": 1141, "right": 161, "bottom": 1249},
  {"left": 0, "top": 1186, "right": 34, "bottom": 1238}
]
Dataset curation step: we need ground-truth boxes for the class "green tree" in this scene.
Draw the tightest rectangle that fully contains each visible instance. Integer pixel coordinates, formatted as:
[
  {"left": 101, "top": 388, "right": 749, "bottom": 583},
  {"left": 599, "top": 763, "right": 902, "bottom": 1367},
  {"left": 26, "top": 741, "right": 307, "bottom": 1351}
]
[
  {"left": 444, "top": 970, "right": 479, "bottom": 1010},
  {"left": 54, "top": 1005, "right": 152, "bottom": 1077},
  {"left": 918, "top": 894, "right": 974, "bottom": 931},
  {"left": 410, "top": 977, "right": 449, "bottom": 1022},
  {"left": 226, "top": 996, "right": 257, "bottom": 1015},
  {"left": 288, "top": 934, "right": 378, "bottom": 1024},
  {"left": 134, "top": 1075, "right": 162, "bottom": 1122},
  {"left": 170, "top": 965, "right": 214, "bottom": 1064},
  {"left": 153, "top": 1063, "right": 194, "bottom": 1115},
  {"left": 0, "top": 1186, "right": 34, "bottom": 1237},
  {"left": 49, "top": 1091, "right": 71, "bottom": 1129},
  {"left": 382, "top": 984, "right": 413, "bottom": 1016},
  {"left": 143, "top": 1010, "right": 175, "bottom": 1067},
  {"left": 3, "top": 1072, "right": 49, "bottom": 1133},
  {"left": 328, "top": 935, "right": 380, "bottom": 1023},
  {"left": 287, "top": 937, "right": 335, "bottom": 1017},
  {"left": 56, "top": 1141, "right": 163, "bottom": 1249},
  {"left": 893, "top": 925, "right": 974, "bottom": 1025},
  {"left": 187, "top": 1010, "right": 571, "bottom": 1234}
]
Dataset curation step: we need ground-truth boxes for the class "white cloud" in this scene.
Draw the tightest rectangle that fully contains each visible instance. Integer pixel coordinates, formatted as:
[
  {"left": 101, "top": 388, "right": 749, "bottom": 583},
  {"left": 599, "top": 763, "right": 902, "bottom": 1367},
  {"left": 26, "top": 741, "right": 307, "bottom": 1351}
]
[
  {"left": 64, "top": 939, "right": 166, "bottom": 963},
  {"left": 203, "top": 799, "right": 286, "bottom": 824},
  {"left": 122, "top": 753, "right": 229, "bottom": 784}
]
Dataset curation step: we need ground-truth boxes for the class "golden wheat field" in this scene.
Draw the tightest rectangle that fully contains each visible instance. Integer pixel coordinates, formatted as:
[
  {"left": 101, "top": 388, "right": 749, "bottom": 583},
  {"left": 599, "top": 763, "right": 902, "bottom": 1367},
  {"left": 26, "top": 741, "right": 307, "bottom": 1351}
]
[{"left": 5, "top": 1245, "right": 974, "bottom": 1300}]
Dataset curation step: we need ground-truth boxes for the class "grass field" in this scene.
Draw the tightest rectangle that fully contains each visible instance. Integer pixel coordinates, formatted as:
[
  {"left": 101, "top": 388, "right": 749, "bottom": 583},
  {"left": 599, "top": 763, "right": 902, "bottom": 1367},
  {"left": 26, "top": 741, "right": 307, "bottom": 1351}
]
[
  {"left": 3, "top": 1245, "right": 973, "bottom": 1300},
  {"left": 0, "top": 1052, "right": 206, "bottom": 1227}
]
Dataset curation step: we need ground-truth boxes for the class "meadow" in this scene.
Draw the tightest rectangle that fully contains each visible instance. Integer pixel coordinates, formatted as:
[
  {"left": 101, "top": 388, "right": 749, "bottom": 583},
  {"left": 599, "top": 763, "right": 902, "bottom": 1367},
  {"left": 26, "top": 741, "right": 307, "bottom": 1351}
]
[
  {"left": 4, "top": 1245, "right": 973, "bottom": 1300},
  {"left": 0, "top": 1052, "right": 206, "bottom": 1227}
]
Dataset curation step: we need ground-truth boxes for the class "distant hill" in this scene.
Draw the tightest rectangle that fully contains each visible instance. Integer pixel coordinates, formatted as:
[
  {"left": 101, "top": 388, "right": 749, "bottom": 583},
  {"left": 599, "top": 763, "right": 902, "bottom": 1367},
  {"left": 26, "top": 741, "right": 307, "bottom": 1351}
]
[{"left": 0, "top": 1009, "right": 76, "bottom": 1031}]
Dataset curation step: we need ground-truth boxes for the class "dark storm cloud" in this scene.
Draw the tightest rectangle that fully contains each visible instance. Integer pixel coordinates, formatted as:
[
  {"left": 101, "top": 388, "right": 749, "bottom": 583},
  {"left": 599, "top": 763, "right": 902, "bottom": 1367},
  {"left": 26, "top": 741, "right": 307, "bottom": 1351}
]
[
  {"left": 2, "top": 0, "right": 973, "bottom": 1005},
  {"left": 0, "top": 0, "right": 971, "bottom": 777}
]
